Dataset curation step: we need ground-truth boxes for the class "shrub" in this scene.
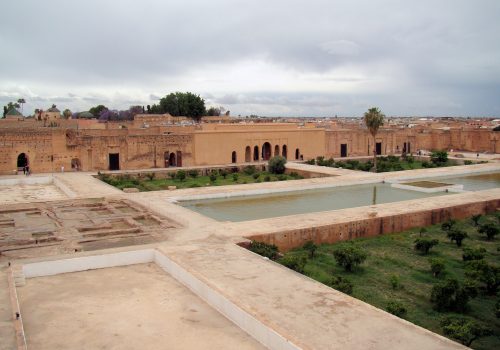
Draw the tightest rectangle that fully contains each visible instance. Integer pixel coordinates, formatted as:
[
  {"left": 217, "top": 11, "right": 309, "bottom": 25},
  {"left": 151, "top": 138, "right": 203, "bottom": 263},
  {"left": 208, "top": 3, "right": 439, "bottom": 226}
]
[
  {"left": 496, "top": 300, "right": 500, "bottom": 318},
  {"left": 189, "top": 183, "right": 201, "bottom": 188},
  {"left": 209, "top": 173, "right": 217, "bottom": 182},
  {"left": 169, "top": 171, "right": 177, "bottom": 179},
  {"left": 346, "top": 160, "right": 359, "bottom": 169},
  {"left": 447, "top": 228, "right": 468, "bottom": 247},
  {"left": 386, "top": 301, "right": 407, "bottom": 318},
  {"left": 335, "top": 161, "right": 345, "bottom": 168},
  {"left": 419, "top": 227, "right": 427, "bottom": 237},
  {"left": 440, "top": 317, "right": 492, "bottom": 347},
  {"left": 406, "top": 155, "right": 415, "bottom": 164},
  {"left": 414, "top": 238, "right": 439, "bottom": 255},
  {"left": 330, "top": 276, "right": 353, "bottom": 295},
  {"left": 145, "top": 172, "right": 155, "bottom": 181},
  {"left": 249, "top": 241, "right": 279, "bottom": 260},
  {"left": 466, "top": 259, "right": 500, "bottom": 295},
  {"left": 324, "top": 157, "right": 335, "bottom": 167},
  {"left": 376, "top": 162, "right": 391, "bottom": 173},
  {"left": 431, "top": 150, "right": 448, "bottom": 165},
  {"left": 219, "top": 169, "right": 228, "bottom": 179},
  {"left": 316, "top": 156, "right": 325, "bottom": 166},
  {"left": 332, "top": 245, "right": 368, "bottom": 272},
  {"left": 277, "top": 174, "right": 287, "bottom": 181},
  {"left": 279, "top": 254, "right": 307, "bottom": 273},
  {"left": 464, "top": 160, "right": 473, "bottom": 165},
  {"left": 441, "top": 219, "right": 456, "bottom": 232},
  {"left": 243, "top": 165, "right": 256, "bottom": 175},
  {"left": 302, "top": 240, "right": 318, "bottom": 259},
  {"left": 478, "top": 222, "right": 499, "bottom": 240},
  {"left": 232, "top": 173, "right": 239, "bottom": 182},
  {"left": 264, "top": 175, "right": 271, "bottom": 182},
  {"left": 188, "top": 169, "right": 199, "bottom": 178},
  {"left": 462, "top": 247, "right": 486, "bottom": 262},
  {"left": 421, "top": 161, "right": 430, "bottom": 168},
  {"left": 430, "top": 278, "right": 477, "bottom": 312},
  {"left": 289, "top": 172, "right": 300, "bottom": 179},
  {"left": 268, "top": 156, "right": 287, "bottom": 174},
  {"left": 358, "top": 162, "right": 372, "bottom": 171},
  {"left": 392, "top": 163, "right": 404, "bottom": 171},
  {"left": 304, "top": 159, "right": 315, "bottom": 165},
  {"left": 252, "top": 173, "right": 260, "bottom": 180},
  {"left": 429, "top": 258, "right": 446, "bottom": 277},
  {"left": 389, "top": 275, "right": 401, "bottom": 289},
  {"left": 471, "top": 214, "right": 482, "bottom": 227},
  {"left": 387, "top": 155, "right": 399, "bottom": 163},
  {"left": 176, "top": 170, "right": 186, "bottom": 181}
]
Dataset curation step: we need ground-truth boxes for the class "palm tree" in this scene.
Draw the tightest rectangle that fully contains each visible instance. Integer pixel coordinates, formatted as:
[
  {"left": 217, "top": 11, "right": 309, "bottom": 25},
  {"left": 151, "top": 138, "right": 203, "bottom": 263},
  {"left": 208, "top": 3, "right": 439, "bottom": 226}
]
[
  {"left": 17, "top": 98, "right": 26, "bottom": 114},
  {"left": 363, "top": 107, "right": 385, "bottom": 171}
]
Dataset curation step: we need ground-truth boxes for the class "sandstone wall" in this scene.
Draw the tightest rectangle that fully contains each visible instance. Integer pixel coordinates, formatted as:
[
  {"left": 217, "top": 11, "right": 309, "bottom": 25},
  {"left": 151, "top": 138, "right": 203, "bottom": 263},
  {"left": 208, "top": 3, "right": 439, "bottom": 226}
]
[{"left": 247, "top": 198, "right": 500, "bottom": 251}]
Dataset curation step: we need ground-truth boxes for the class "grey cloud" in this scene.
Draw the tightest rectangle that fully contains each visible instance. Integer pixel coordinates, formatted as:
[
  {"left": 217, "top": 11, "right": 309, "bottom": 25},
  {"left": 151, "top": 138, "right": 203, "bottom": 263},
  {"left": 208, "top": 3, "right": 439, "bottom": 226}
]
[{"left": 0, "top": 0, "right": 499, "bottom": 116}]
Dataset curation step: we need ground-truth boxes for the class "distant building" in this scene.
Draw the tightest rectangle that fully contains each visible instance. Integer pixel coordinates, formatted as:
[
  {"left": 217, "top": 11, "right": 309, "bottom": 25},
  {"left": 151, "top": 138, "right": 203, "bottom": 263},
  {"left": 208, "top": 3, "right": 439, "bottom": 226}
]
[
  {"left": 4, "top": 107, "right": 23, "bottom": 120},
  {"left": 35, "top": 105, "right": 62, "bottom": 122}
]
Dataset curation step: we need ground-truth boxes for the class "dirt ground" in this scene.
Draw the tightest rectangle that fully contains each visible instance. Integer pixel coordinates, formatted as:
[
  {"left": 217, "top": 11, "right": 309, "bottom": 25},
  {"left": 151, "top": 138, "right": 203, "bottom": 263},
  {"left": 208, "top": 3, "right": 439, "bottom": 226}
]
[
  {"left": 0, "top": 184, "right": 67, "bottom": 204},
  {"left": 17, "top": 263, "right": 265, "bottom": 350}
]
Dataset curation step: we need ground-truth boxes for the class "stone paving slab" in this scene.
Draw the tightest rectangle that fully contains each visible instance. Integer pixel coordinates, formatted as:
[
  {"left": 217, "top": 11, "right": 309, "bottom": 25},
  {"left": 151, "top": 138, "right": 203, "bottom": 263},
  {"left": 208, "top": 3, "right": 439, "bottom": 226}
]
[
  {"left": 17, "top": 263, "right": 265, "bottom": 350},
  {"left": 157, "top": 241, "right": 465, "bottom": 350},
  {"left": 0, "top": 267, "right": 16, "bottom": 350}
]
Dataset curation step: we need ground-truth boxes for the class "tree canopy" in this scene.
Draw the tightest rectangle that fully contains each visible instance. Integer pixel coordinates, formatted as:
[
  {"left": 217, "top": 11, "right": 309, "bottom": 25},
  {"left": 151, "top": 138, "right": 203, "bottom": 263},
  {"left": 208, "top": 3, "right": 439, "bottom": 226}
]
[
  {"left": 152, "top": 92, "right": 206, "bottom": 121},
  {"left": 363, "top": 107, "right": 385, "bottom": 137},
  {"left": 332, "top": 245, "right": 368, "bottom": 272},
  {"left": 363, "top": 107, "right": 385, "bottom": 171},
  {"left": 2, "top": 101, "right": 21, "bottom": 117},
  {"left": 89, "top": 104, "right": 108, "bottom": 118}
]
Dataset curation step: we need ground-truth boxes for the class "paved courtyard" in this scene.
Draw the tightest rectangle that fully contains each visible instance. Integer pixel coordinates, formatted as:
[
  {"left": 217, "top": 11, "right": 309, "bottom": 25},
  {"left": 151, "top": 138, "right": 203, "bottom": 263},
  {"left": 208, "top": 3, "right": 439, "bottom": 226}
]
[
  {"left": 3, "top": 162, "right": 498, "bottom": 349},
  {"left": 17, "top": 263, "right": 265, "bottom": 350}
]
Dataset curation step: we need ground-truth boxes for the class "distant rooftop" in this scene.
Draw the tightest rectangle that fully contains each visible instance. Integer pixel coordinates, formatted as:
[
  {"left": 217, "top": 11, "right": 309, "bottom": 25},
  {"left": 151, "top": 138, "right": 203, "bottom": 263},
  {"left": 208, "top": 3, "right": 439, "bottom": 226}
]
[
  {"left": 6, "top": 107, "right": 22, "bottom": 116},
  {"left": 47, "top": 106, "right": 60, "bottom": 113}
]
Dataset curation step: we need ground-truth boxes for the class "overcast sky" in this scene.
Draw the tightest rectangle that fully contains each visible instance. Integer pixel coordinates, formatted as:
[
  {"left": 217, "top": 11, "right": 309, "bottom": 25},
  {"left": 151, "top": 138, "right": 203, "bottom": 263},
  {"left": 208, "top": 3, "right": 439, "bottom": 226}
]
[{"left": 1, "top": 0, "right": 499, "bottom": 117}]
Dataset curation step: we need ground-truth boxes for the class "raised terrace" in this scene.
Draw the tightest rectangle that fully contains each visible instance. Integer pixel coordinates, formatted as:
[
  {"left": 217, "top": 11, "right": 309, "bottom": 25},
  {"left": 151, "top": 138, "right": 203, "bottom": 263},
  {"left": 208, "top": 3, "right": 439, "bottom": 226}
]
[{"left": 1, "top": 161, "right": 499, "bottom": 349}]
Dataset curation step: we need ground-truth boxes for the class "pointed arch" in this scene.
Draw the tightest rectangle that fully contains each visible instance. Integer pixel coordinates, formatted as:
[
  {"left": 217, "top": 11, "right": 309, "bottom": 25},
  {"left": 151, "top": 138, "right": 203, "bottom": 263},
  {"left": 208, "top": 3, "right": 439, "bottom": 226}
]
[
  {"left": 262, "top": 142, "right": 271, "bottom": 160},
  {"left": 253, "top": 146, "right": 259, "bottom": 161},
  {"left": 282, "top": 145, "right": 287, "bottom": 159},
  {"left": 245, "top": 146, "right": 251, "bottom": 162}
]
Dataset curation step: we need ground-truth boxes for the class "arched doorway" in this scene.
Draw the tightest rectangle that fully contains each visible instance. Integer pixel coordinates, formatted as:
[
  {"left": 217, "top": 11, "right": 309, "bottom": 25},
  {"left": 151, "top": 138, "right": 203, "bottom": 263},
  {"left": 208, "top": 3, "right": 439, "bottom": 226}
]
[
  {"left": 253, "top": 146, "right": 259, "bottom": 161},
  {"left": 295, "top": 148, "right": 300, "bottom": 160},
  {"left": 282, "top": 145, "right": 287, "bottom": 159},
  {"left": 164, "top": 152, "right": 169, "bottom": 167},
  {"left": 17, "top": 153, "right": 28, "bottom": 169},
  {"left": 176, "top": 151, "right": 182, "bottom": 167},
  {"left": 71, "top": 158, "right": 81, "bottom": 170},
  {"left": 231, "top": 151, "right": 237, "bottom": 163},
  {"left": 169, "top": 152, "right": 176, "bottom": 167},
  {"left": 245, "top": 146, "right": 251, "bottom": 162},
  {"left": 262, "top": 142, "right": 271, "bottom": 160},
  {"left": 274, "top": 145, "right": 280, "bottom": 157}
]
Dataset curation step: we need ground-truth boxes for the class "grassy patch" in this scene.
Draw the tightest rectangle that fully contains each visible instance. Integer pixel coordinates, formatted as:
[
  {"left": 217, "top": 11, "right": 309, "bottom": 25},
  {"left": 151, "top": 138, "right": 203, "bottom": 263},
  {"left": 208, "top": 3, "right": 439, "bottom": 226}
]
[
  {"left": 98, "top": 170, "right": 303, "bottom": 191},
  {"left": 261, "top": 215, "right": 500, "bottom": 349},
  {"left": 402, "top": 181, "right": 453, "bottom": 188},
  {"left": 307, "top": 155, "right": 463, "bottom": 173}
]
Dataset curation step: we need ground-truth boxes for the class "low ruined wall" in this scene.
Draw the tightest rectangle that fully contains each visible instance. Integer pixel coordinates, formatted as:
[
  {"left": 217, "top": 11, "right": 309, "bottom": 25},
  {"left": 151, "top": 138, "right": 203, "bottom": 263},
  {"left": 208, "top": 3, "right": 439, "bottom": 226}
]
[
  {"left": 284, "top": 167, "right": 331, "bottom": 178},
  {"left": 248, "top": 198, "right": 500, "bottom": 252},
  {"left": 101, "top": 163, "right": 322, "bottom": 179}
]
